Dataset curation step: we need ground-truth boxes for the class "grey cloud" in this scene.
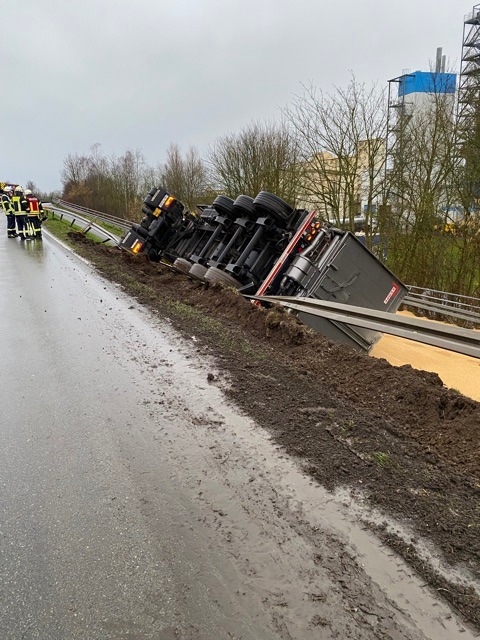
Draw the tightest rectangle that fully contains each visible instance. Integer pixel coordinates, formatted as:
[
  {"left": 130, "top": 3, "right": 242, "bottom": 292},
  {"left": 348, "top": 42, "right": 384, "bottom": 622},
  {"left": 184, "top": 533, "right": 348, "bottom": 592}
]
[{"left": 0, "top": 0, "right": 464, "bottom": 192}]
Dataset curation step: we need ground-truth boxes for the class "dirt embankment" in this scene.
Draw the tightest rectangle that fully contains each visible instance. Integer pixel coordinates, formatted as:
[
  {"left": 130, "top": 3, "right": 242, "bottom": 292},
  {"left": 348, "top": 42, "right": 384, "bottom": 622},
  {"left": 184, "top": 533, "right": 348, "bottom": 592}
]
[
  {"left": 372, "top": 315, "right": 480, "bottom": 402},
  {"left": 67, "top": 234, "right": 480, "bottom": 629}
]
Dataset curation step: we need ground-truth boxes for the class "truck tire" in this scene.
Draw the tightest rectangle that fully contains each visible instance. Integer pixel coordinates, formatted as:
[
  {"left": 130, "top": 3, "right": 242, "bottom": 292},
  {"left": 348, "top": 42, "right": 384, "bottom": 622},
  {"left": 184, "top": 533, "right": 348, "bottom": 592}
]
[
  {"left": 189, "top": 263, "right": 208, "bottom": 279},
  {"left": 131, "top": 223, "right": 149, "bottom": 238},
  {"left": 253, "top": 191, "right": 293, "bottom": 223},
  {"left": 212, "top": 195, "right": 235, "bottom": 218},
  {"left": 233, "top": 195, "right": 255, "bottom": 219},
  {"left": 173, "top": 257, "right": 192, "bottom": 273},
  {"left": 146, "top": 248, "right": 160, "bottom": 262},
  {"left": 204, "top": 267, "right": 242, "bottom": 289},
  {"left": 136, "top": 218, "right": 151, "bottom": 238}
]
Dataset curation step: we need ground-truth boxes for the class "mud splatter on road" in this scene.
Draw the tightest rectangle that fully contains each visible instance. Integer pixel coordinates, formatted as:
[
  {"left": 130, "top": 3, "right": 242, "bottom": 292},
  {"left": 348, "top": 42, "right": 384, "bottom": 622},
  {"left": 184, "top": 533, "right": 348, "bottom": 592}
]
[{"left": 64, "top": 234, "right": 480, "bottom": 630}]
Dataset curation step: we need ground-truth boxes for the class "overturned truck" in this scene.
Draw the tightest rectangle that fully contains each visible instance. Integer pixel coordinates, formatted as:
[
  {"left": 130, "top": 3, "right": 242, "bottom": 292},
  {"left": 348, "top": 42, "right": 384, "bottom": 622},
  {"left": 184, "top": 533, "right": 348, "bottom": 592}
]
[{"left": 121, "top": 187, "right": 407, "bottom": 352}]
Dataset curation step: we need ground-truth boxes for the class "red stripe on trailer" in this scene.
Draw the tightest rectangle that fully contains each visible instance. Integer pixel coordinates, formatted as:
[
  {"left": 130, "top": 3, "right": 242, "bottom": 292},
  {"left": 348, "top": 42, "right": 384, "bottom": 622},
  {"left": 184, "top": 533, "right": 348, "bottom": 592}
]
[{"left": 254, "top": 210, "right": 317, "bottom": 304}]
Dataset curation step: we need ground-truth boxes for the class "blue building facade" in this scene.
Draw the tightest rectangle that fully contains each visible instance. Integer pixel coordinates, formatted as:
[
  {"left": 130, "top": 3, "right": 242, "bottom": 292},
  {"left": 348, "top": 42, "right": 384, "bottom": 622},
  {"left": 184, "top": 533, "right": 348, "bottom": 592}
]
[{"left": 398, "top": 71, "right": 457, "bottom": 97}]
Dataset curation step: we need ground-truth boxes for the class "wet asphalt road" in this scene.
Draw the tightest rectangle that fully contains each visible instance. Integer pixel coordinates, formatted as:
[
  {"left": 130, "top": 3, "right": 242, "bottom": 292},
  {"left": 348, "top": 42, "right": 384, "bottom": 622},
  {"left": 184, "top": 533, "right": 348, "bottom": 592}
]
[
  {"left": 0, "top": 229, "right": 476, "bottom": 640},
  {"left": 0, "top": 233, "right": 275, "bottom": 639}
]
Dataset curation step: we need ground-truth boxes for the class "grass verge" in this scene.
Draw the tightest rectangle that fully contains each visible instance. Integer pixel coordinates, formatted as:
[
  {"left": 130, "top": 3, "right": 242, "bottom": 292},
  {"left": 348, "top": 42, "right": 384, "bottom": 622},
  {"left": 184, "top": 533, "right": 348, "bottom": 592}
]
[
  {"left": 45, "top": 209, "right": 125, "bottom": 238},
  {"left": 44, "top": 216, "right": 107, "bottom": 246}
]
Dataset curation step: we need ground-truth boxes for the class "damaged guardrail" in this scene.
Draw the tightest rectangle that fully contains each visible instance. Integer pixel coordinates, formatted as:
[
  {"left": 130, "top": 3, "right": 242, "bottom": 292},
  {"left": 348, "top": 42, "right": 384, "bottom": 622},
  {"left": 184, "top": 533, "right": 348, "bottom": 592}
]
[
  {"left": 46, "top": 205, "right": 121, "bottom": 246},
  {"left": 248, "top": 295, "right": 480, "bottom": 359}
]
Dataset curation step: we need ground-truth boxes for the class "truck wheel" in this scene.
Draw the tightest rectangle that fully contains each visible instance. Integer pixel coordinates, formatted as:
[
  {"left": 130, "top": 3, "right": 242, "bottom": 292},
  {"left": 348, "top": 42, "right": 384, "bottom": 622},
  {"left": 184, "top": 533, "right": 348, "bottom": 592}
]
[
  {"left": 253, "top": 191, "right": 293, "bottom": 223},
  {"left": 146, "top": 248, "right": 160, "bottom": 262},
  {"left": 189, "top": 263, "right": 208, "bottom": 279},
  {"left": 132, "top": 223, "right": 149, "bottom": 238},
  {"left": 233, "top": 195, "right": 255, "bottom": 219},
  {"left": 173, "top": 257, "right": 192, "bottom": 273},
  {"left": 212, "top": 195, "right": 235, "bottom": 218},
  {"left": 204, "top": 267, "right": 242, "bottom": 288}
]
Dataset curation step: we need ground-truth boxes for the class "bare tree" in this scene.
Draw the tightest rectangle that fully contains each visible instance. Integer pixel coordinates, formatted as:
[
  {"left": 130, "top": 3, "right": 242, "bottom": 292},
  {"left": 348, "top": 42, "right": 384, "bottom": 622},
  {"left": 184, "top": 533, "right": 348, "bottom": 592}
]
[
  {"left": 284, "top": 76, "right": 387, "bottom": 238},
  {"left": 61, "top": 153, "right": 90, "bottom": 190},
  {"left": 61, "top": 145, "right": 152, "bottom": 219},
  {"left": 382, "top": 71, "right": 479, "bottom": 293},
  {"left": 161, "top": 143, "right": 184, "bottom": 199},
  {"left": 25, "top": 180, "right": 39, "bottom": 194},
  {"left": 208, "top": 121, "right": 303, "bottom": 205},
  {"left": 161, "top": 143, "right": 211, "bottom": 210},
  {"left": 450, "top": 96, "right": 480, "bottom": 296},
  {"left": 109, "top": 149, "right": 147, "bottom": 218},
  {"left": 140, "top": 163, "right": 164, "bottom": 197},
  {"left": 183, "top": 147, "right": 211, "bottom": 208}
]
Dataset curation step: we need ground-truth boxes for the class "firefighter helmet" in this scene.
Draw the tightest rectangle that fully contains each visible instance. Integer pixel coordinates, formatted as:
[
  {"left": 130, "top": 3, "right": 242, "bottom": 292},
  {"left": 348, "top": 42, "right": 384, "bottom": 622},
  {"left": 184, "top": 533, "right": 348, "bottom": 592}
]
[
  {"left": 24, "top": 189, "right": 32, "bottom": 195},
  {"left": 14, "top": 186, "right": 24, "bottom": 193}
]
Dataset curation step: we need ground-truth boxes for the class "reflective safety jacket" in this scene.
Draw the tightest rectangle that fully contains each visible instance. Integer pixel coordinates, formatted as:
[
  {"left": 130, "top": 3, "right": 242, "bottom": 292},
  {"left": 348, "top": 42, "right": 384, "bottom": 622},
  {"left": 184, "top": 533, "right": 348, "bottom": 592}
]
[
  {"left": 1, "top": 193, "right": 13, "bottom": 214},
  {"left": 26, "top": 195, "right": 43, "bottom": 217},
  {"left": 11, "top": 195, "right": 28, "bottom": 215}
]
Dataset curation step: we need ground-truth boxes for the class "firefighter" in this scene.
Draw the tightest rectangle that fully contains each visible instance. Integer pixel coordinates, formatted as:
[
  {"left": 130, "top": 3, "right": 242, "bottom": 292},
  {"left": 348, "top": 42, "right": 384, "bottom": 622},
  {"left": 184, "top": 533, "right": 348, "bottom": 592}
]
[
  {"left": 11, "top": 186, "right": 30, "bottom": 240},
  {"left": 24, "top": 188, "right": 44, "bottom": 239},
  {"left": 1, "top": 185, "right": 17, "bottom": 237}
]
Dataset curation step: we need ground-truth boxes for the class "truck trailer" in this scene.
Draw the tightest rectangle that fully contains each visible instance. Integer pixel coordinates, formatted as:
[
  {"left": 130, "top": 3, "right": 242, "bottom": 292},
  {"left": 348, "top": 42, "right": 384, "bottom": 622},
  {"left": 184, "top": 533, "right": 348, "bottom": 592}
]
[{"left": 120, "top": 187, "right": 407, "bottom": 352}]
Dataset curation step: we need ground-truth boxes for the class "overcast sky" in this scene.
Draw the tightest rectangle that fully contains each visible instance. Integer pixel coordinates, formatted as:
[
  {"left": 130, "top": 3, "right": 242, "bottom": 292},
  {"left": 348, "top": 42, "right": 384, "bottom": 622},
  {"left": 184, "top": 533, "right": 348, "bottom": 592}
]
[{"left": 0, "top": 0, "right": 468, "bottom": 193}]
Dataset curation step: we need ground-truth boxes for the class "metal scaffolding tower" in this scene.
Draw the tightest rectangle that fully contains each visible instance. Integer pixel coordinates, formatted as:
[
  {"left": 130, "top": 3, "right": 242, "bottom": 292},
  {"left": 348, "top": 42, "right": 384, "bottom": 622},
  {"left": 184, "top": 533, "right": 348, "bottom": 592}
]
[
  {"left": 384, "top": 73, "right": 414, "bottom": 198},
  {"left": 385, "top": 74, "right": 412, "bottom": 166},
  {"left": 456, "top": 4, "right": 480, "bottom": 154}
]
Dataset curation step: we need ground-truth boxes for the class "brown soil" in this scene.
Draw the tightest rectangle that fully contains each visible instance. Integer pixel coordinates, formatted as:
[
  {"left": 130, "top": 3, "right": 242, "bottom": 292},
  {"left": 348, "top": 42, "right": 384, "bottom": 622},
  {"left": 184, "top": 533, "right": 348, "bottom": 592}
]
[{"left": 68, "top": 234, "right": 480, "bottom": 629}]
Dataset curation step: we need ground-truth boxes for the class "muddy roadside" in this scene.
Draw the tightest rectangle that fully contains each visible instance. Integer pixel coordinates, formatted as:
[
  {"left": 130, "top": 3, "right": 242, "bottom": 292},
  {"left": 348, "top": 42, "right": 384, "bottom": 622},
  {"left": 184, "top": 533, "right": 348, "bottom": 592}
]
[{"left": 65, "top": 234, "right": 480, "bottom": 630}]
